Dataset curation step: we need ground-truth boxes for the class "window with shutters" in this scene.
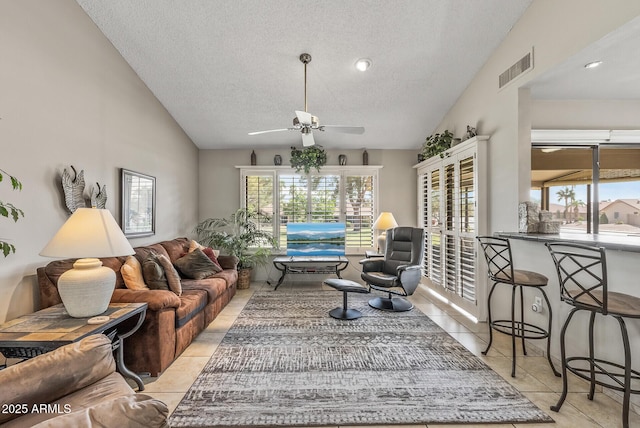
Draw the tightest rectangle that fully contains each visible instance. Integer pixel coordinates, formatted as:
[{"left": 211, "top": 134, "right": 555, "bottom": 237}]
[
  {"left": 241, "top": 166, "right": 379, "bottom": 253},
  {"left": 416, "top": 135, "right": 488, "bottom": 320}
]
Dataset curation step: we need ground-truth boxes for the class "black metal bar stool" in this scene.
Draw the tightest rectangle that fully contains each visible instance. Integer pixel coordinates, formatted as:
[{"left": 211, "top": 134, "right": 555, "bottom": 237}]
[
  {"left": 546, "top": 242, "right": 640, "bottom": 428},
  {"left": 477, "top": 236, "right": 560, "bottom": 378}
]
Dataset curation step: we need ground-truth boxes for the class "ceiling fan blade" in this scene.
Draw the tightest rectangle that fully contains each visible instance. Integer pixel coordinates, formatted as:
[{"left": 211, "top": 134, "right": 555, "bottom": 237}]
[
  {"left": 295, "top": 110, "right": 313, "bottom": 126},
  {"left": 301, "top": 131, "right": 315, "bottom": 147},
  {"left": 319, "top": 125, "right": 365, "bottom": 135},
  {"left": 248, "top": 128, "right": 290, "bottom": 136}
]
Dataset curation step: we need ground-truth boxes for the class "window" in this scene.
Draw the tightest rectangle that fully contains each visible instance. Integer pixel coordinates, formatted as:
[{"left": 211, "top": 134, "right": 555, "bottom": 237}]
[
  {"left": 531, "top": 144, "right": 640, "bottom": 235},
  {"left": 241, "top": 167, "right": 379, "bottom": 253}
]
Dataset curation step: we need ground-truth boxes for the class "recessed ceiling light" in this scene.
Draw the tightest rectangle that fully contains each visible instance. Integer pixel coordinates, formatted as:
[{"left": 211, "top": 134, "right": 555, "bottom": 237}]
[
  {"left": 584, "top": 61, "right": 602, "bottom": 69},
  {"left": 355, "top": 58, "right": 372, "bottom": 72}
]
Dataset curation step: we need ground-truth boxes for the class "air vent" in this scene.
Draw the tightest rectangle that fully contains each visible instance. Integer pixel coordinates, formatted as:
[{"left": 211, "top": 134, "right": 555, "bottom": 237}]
[{"left": 499, "top": 49, "right": 533, "bottom": 89}]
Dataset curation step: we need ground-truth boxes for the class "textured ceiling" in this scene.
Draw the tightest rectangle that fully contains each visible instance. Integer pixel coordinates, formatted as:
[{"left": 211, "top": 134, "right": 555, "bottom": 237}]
[
  {"left": 76, "top": 0, "right": 533, "bottom": 150},
  {"left": 528, "top": 15, "right": 640, "bottom": 100}
]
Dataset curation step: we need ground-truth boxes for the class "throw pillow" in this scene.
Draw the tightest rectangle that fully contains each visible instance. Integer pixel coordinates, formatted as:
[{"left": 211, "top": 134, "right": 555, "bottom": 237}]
[
  {"left": 202, "top": 247, "right": 223, "bottom": 270},
  {"left": 156, "top": 254, "right": 182, "bottom": 296},
  {"left": 188, "top": 240, "right": 206, "bottom": 253},
  {"left": 142, "top": 253, "right": 169, "bottom": 291},
  {"left": 189, "top": 239, "right": 220, "bottom": 257},
  {"left": 121, "top": 256, "right": 148, "bottom": 290},
  {"left": 174, "top": 247, "right": 222, "bottom": 280}
]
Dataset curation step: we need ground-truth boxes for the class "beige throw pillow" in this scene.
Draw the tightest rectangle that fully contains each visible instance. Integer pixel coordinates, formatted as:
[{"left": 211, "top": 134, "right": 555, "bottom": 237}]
[
  {"left": 121, "top": 256, "right": 148, "bottom": 290},
  {"left": 189, "top": 240, "right": 220, "bottom": 257}
]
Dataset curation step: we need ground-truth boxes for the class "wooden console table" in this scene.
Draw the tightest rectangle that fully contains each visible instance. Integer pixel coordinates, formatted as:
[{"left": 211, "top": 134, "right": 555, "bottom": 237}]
[
  {"left": 0, "top": 302, "right": 147, "bottom": 391},
  {"left": 272, "top": 256, "right": 349, "bottom": 290}
]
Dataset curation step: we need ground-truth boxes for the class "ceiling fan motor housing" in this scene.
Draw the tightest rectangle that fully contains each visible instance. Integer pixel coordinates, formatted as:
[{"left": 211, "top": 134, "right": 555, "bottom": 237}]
[{"left": 293, "top": 115, "right": 319, "bottom": 128}]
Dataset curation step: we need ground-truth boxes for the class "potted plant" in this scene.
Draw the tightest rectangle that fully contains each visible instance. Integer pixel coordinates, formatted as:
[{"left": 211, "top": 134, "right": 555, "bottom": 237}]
[
  {"left": 1, "top": 169, "right": 24, "bottom": 257},
  {"left": 420, "top": 130, "right": 454, "bottom": 160},
  {"left": 290, "top": 146, "right": 327, "bottom": 174},
  {"left": 194, "top": 208, "right": 276, "bottom": 289}
]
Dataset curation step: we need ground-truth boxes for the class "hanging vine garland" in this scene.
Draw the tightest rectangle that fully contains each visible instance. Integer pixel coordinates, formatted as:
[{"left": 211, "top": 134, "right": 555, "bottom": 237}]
[{"left": 290, "top": 146, "right": 327, "bottom": 174}]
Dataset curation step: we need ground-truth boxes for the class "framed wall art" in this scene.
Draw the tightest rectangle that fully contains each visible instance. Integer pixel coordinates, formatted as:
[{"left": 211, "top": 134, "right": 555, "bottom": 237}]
[{"left": 121, "top": 169, "right": 156, "bottom": 237}]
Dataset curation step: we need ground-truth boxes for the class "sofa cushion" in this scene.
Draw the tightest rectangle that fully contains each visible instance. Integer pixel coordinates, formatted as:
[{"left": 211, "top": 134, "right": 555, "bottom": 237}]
[
  {"left": 29, "top": 394, "right": 169, "bottom": 428},
  {"left": 0, "top": 335, "right": 116, "bottom": 424},
  {"left": 174, "top": 248, "right": 222, "bottom": 279},
  {"left": 158, "top": 237, "right": 191, "bottom": 262},
  {"left": 121, "top": 256, "right": 148, "bottom": 290},
  {"left": 209, "top": 269, "right": 239, "bottom": 288},
  {"left": 175, "top": 289, "right": 208, "bottom": 328},
  {"left": 181, "top": 277, "right": 227, "bottom": 304}
]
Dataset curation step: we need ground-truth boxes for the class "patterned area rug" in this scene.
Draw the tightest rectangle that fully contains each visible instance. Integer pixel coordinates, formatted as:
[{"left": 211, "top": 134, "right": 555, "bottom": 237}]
[{"left": 169, "top": 290, "right": 553, "bottom": 427}]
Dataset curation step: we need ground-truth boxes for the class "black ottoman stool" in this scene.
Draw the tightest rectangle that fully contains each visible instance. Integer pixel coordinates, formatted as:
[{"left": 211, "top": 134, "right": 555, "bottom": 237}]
[{"left": 323, "top": 278, "right": 370, "bottom": 320}]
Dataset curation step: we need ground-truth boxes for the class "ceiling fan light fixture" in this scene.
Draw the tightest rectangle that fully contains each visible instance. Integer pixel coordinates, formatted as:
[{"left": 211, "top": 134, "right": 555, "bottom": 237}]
[{"left": 355, "top": 58, "right": 372, "bottom": 72}]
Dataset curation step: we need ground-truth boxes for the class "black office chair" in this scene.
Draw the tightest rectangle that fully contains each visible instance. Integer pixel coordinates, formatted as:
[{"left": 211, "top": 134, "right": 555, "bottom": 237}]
[
  {"left": 361, "top": 227, "right": 425, "bottom": 312},
  {"left": 477, "top": 236, "right": 559, "bottom": 378},
  {"left": 546, "top": 242, "right": 640, "bottom": 428}
]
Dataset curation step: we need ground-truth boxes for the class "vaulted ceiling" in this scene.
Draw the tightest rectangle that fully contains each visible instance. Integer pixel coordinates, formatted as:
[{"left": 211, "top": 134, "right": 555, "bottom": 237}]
[{"left": 76, "top": 0, "right": 533, "bottom": 150}]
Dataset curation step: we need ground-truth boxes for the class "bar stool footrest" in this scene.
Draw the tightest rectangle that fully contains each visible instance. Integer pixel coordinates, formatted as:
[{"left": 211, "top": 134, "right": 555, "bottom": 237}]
[
  {"left": 566, "top": 356, "right": 640, "bottom": 394},
  {"left": 490, "top": 319, "right": 550, "bottom": 340}
]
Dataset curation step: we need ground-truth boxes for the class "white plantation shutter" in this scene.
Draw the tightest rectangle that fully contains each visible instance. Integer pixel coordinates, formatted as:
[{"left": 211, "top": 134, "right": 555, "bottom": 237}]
[
  {"left": 241, "top": 167, "right": 379, "bottom": 253},
  {"left": 241, "top": 171, "right": 276, "bottom": 243}
]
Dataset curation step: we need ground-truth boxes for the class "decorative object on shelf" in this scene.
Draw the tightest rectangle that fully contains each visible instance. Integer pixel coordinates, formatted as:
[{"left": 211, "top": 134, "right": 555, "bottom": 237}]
[
  {"left": 373, "top": 212, "right": 398, "bottom": 252},
  {"left": 290, "top": 145, "right": 327, "bottom": 174},
  {"left": 464, "top": 125, "right": 477, "bottom": 141},
  {"left": 121, "top": 169, "right": 155, "bottom": 237},
  {"left": 250, "top": 150, "right": 257, "bottom": 166},
  {"left": 339, "top": 154, "right": 347, "bottom": 165},
  {"left": 421, "top": 130, "right": 453, "bottom": 159},
  {"left": 90, "top": 182, "right": 107, "bottom": 209},
  {"left": 362, "top": 150, "right": 369, "bottom": 165},
  {"left": 0, "top": 168, "right": 24, "bottom": 257},
  {"left": 274, "top": 154, "right": 282, "bottom": 166},
  {"left": 62, "top": 165, "right": 86, "bottom": 214},
  {"left": 518, "top": 201, "right": 562, "bottom": 234},
  {"left": 194, "top": 208, "right": 277, "bottom": 289},
  {"left": 40, "top": 208, "right": 135, "bottom": 317},
  {"left": 451, "top": 138, "right": 462, "bottom": 147}
]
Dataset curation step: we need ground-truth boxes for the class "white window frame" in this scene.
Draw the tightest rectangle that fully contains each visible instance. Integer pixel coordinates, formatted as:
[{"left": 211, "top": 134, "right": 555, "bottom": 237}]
[{"left": 239, "top": 165, "right": 381, "bottom": 255}]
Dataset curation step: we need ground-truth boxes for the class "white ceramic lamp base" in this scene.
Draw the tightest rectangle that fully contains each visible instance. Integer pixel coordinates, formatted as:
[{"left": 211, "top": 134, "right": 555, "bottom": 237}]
[
  {"left": 57, "top": 258, "right": 115, "bottom": 318},
  {"left": 377, "top": 231, "right": 387, "bottom": 253}
]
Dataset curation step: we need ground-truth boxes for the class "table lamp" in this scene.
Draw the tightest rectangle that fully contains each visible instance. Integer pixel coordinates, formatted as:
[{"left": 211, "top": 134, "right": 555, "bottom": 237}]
[
  {"left": 373, "top": 212, "right": 398, "bottom": 252},
  {"left": 40, "top": 208, "right": 135, "bottom": 318}
]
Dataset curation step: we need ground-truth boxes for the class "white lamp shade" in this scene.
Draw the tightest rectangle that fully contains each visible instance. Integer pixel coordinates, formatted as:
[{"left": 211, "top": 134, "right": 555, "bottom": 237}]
[
  {"left": 373, "top": 212, "right": 398, "bottom": 231},
  {"left": 41, "top": 208, "right": 134, "bottom": 258},
  {"left": 40, "top": 208, "right": 134, "bottom": 318}
]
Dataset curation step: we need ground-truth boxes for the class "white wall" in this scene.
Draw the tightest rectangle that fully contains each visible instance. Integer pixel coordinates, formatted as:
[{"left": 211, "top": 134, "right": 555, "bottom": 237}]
[
  {"left": 0, "top": 0, "right": 199, "bottom": 323},
  {"left": 434, "top": 0, "right": 640, "bottom": 410},
  {"left": 532, "top": 99, "right": 640, "bottom": 128},
  {"left": 434, "top": 0, "right": 640, "bottom": 232}
]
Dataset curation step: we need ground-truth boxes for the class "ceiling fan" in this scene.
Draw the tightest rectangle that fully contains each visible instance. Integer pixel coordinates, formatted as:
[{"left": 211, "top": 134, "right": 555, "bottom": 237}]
[{"left": 248, "top": 53, "right": 365, "bottom": 147}]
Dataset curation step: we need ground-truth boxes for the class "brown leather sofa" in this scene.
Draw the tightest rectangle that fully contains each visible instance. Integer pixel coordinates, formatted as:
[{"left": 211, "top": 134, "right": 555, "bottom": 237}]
[
  {"left": 0, "top": 334, "right": 169, "bottom": 427},
  {"left": 37, "top": 237, "right": 238, "bottom": 376}
]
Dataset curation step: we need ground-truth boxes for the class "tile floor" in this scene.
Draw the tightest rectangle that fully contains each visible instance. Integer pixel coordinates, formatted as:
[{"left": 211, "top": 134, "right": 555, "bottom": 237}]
[{"left": 141, "top": 281, "right": 640, "bottom": 428}]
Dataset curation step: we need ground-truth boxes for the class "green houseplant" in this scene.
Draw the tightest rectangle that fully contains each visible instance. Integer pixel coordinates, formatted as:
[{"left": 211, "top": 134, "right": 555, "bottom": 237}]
[
  {"left": 290, "top": 146, "right": 327, "bottom": 174},
  {"left": 194, "top": 208, "right": 276, "bottom": 289},
  {"left": 420, "top": 130, "right": 454, "bottom": 160},
  {"left": 1, "top": 169, "right": 24, "bottom": 257}
]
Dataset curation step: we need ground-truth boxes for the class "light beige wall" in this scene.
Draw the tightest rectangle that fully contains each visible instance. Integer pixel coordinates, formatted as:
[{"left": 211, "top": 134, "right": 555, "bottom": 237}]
[
  {"left": 0, "top": 1, "right": 199, "bottom": 322},
  {"left": 198, "top": 148, "right": 418, "bottom": 226},
  {"left": 434, "top": 0, "right": 640, "bottom": 232},
  {"left": 532, "top": 100, "right": 640, "bottom": 128}
]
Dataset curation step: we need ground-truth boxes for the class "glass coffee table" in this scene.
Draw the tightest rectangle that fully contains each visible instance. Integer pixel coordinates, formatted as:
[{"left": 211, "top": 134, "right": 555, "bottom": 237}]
[{"left": 0, "top": 302, "right": 147, "bottom": 390}]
